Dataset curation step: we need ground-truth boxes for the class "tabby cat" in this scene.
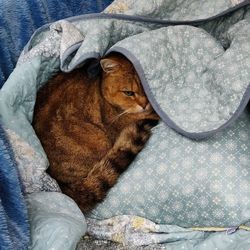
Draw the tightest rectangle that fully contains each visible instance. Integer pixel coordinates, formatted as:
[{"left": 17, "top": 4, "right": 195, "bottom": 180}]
[{"left": 33, "top": 53, "right": 159, "bottom": 212}]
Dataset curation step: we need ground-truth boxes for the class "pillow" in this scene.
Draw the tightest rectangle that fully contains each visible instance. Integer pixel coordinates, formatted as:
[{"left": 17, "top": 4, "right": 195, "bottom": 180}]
[{"left": 90, "top": 111, "right": 250, "bottom": 229}]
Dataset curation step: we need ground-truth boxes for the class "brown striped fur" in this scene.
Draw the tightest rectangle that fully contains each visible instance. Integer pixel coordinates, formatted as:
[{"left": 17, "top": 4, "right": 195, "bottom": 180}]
[{"left": 33, "top": 53, "right": 159, "bottom": 212}]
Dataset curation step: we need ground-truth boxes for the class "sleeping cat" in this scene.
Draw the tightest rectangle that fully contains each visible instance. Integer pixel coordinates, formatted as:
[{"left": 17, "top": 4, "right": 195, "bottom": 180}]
[{"left": 33, "top": 53, "right": 159, "bottom": 212}]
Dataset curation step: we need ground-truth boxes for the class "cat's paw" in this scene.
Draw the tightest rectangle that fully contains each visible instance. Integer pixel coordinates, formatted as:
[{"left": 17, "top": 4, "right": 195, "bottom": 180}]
[
  {"left": 146, "top": 112, "right": 160, "bottom": 121},
  {"left": 114, "top": 121, "right": 152, "bottom": 153},
  {"left": 137, "top": 119, "right": 159, "bottom": 131}
]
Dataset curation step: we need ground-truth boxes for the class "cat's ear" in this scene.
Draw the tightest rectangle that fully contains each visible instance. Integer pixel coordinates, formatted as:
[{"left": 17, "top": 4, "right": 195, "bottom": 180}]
[{"left": 100, "top": 59, "right": 119, "bottom": 73}]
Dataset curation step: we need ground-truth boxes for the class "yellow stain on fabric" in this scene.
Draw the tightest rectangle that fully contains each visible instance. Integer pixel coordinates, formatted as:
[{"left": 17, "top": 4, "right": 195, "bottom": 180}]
[
  {"left": 112, "top": 232, "right": 125, "bottom": 243},
  {"left": 132, "top": 217, "right": 145, "bottom": 229},
  {"left": 106, "top": 2, "right": 129, "bottom": 13}
]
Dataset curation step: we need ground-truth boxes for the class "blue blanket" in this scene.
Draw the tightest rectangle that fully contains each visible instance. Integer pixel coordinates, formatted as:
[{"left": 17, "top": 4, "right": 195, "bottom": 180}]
[
  {"left": 0, "top": 0, "right": 113, "bottom": 88},
  {"left": 0, "top": 125, "right": 29, "bottom": 250}
]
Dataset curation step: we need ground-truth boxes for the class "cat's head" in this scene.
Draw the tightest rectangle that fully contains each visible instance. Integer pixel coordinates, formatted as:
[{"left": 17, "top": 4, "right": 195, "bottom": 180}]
[{"left": 100, "top": 54, "right": 156, "bottom": 117}]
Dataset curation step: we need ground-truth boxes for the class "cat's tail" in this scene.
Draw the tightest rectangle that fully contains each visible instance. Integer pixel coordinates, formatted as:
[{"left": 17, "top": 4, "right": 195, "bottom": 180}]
[{"left": 63, "top": 119, "right": 158, "bottom": 212}]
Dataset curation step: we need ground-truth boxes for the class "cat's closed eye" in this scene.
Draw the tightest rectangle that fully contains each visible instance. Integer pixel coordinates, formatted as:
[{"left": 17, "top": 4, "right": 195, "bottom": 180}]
[{"left": 123, "top": 91, "right": 134, "bottom": 96}]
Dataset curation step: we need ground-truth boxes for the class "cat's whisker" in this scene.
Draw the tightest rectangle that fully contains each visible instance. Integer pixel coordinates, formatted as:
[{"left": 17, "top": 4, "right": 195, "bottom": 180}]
[{"left": 109, "top": 110, "right": 128, "bottom": 125}]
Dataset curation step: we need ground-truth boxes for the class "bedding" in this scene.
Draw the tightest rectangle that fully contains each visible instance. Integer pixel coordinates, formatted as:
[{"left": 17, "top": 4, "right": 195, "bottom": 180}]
[
  {"left": 0, "top": 0, "right": 113, "bottom": 88},
  {"left": 0, "top": 126, "right": 29, "bottom": 250},
  {"left": 1, "top": 0, "right": 250, "bottom": 249},
  {"left": 0, "top": 0, "right": 112, "bottom": 249}
]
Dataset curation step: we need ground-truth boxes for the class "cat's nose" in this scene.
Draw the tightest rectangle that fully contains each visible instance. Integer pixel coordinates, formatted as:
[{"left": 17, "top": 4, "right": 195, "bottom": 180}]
[
  {"left": 140, "top": 103, "right": 147, "bottom": 110},
  {"left": 138, "top": 98, "right": 148, "bottom": 110}
]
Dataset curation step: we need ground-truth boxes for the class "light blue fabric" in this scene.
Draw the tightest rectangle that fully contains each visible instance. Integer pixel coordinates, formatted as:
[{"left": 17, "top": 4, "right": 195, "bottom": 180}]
[
  {"left": 1, "top": 0, "right": 250, "bottom": 249},
  {"left": 87, "top": 215, "right": 250, "bottom": 249},
  {"left": 90, "top": 111, "right": 250, "bottom": 228},
  {"left": 26, "top": 192, "right": 86, "bottom": 250}
]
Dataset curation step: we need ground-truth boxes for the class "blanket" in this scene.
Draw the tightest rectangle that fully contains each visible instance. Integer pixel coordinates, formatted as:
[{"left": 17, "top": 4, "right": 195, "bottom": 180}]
[
  {"left": 0, "top": 125, "right": 29, "bottom": 250},
  {"left": 0, "top": 1, "right": 112, "bottom": 249},
  {"left": 1, "top": 0, "right": 250, "bottom": 249},
  {"left": 0, "top": 0, "right": 113, "bottom": 88}
]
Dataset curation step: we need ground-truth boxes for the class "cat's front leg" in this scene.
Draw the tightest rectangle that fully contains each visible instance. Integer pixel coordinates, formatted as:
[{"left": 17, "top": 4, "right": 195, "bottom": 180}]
[{"left": 62, "top": 120, "right": 155, "bottom": 212}]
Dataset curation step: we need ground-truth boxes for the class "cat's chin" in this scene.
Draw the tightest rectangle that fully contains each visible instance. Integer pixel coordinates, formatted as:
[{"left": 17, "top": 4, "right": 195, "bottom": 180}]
[{"left": 127, "top": 110, "right": 160, "bottom": 121}]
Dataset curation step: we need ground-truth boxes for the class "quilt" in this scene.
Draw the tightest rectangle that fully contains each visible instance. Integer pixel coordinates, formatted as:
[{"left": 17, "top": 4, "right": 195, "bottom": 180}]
[{"left": 1, "top": 0, "right": 250, "bottom": 249}]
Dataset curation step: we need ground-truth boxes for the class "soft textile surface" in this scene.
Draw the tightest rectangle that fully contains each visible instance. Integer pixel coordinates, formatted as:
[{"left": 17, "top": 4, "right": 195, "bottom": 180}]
[
  {"left": 0, "top": 0, "right": 113, "bottom": 88},
  {"left": 91, "top": 112, "right": 250, "bottom": 228},
  {"left": 26, "top": 192, "right": 86, "bottom": 250},
  {"left": 77, "top": 232, "right": 250, "bottom": 250},
  {"left": 85, "top": 216, "right": 250, "bottom": 249},
  {"left": 0, "top": 0, "right": 111, "bottom": 249},
  {"left": 1, "top": 0, "right": 250, "bottom": 249},
  {"left": 0, "top": 125, "right": 29, "bottom": 250},
  {"left": 77, "top": 235, "right": 166, "bottom": 250}
]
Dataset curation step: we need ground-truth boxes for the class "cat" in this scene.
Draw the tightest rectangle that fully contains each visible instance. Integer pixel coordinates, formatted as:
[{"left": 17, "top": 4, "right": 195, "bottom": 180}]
[{"left": 33, "top": 53, "right": 159, "bottom": 212}]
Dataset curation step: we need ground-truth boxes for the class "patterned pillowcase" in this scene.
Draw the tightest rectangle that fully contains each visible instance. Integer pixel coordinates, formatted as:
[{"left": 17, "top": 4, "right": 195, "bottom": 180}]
[{"left": 90, "top": 111, "right": 250, "bottom": 229}]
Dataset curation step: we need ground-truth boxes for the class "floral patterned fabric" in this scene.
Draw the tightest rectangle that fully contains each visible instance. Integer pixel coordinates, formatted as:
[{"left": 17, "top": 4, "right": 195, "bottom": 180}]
[
  {"left": 85, "top": 215, "right": 250, "bottom": 248},
  {"left": 1, "top": 0, "right": 250, "bottom": 249},
  {"left": 90, "top": 112, "right": 250, "bottom": 228}
]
